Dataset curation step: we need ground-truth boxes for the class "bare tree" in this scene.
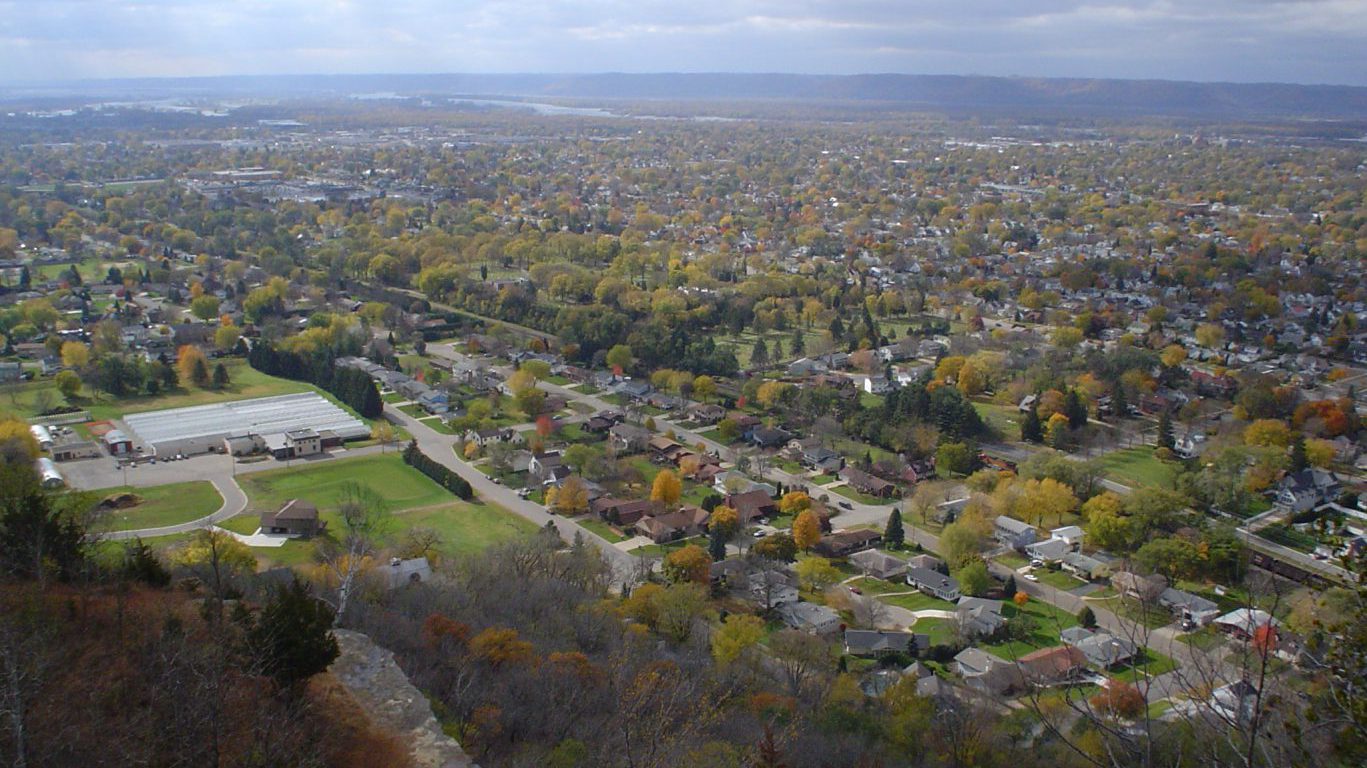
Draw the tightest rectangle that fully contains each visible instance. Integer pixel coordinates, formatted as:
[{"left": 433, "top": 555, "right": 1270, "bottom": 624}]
[{"left": 319, "top": 482, "right": 392, "bottom": 627}]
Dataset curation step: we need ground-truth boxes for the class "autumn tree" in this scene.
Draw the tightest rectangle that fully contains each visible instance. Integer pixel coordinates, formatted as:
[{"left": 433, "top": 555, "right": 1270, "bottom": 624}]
[
  {"left": 663, "top": 544, "right": 710, "bottom": 584},
  {"left": 59, "top": 341, "right": 89, "bottom": 368},
  {"left": 711, "top": 614, "right": 765, "bottom": 665},
  {"left": 778, "top": 490, "right": 811, "bottom": 516},
  {"left": 550, "top": 476, "right": 589, "bottom": 515},
  {"left": 319, "top": 483, "right": 392, "bottom": 626},
  {"left": 650, "top": 469, "right": 682, "bottom": 506},
  {"left": 792, "top": 510, "right": 821, "bottom": 551},
  {"left": 795, "top": 556, "right": 840, "bottom": 592},
  {"left": 177, "top": 345, "right": 209, "bottom": 387}
]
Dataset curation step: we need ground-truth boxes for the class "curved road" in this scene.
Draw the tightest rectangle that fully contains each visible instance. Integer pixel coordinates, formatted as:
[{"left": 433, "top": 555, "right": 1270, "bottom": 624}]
[{"left": 105, "top": 476, "right": 248, "bottom": 541}]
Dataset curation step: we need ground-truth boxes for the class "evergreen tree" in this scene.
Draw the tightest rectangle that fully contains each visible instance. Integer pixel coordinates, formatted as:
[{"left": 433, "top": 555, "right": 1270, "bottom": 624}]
[
  {"left": 1078, "top": 606, "right": 1097, "bottom": 629},
  {"left": 1157, "top": 410, "right": 1175, "bottom": 450},
  {"left": 18, "top": 265, "right": 30, "bottom": 289},
  {"left": 790, "top": 327, "right": 805, "bottom": 356},
  {"left": 191, "top": 356, "right": 210, "bottom": 388},
  {"left": 1021, "top": 403, "right": 1043, "bottom": 443},
  {"left": 884, "top": 508, "right": 905, "bottom": 549},
  {"left": 708, "top": 526, "right": 728, "bottom": 562},
  {"left": 247, "top": 578, "right": 338, "bottom": 688},
  {"left": 1003, "top": 575, "right": 1017, "bottom": 599},
  {"left": 1065, "top": 389, "right": 1088, "bottom": 430},
  {"left": 1290, "top": 438, "right": 1309, "bottom": 473},
  {"left": 829, "top": 316, "right": 844, "bottom": 339},
  {"left": 751, "top": 338, "right": 769, "bottom": 367},
  {"left": 1111, "top": 385, "right": 1128, "bottom": 419},
  {"left": 212, "top": 362, "right": 230, "bottom": 389}
]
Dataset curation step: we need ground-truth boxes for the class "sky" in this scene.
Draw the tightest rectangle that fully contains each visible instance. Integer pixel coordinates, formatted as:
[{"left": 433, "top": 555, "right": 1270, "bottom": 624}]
[{"left": 2, "top": 0, "right": 1366, "bottom": 86}]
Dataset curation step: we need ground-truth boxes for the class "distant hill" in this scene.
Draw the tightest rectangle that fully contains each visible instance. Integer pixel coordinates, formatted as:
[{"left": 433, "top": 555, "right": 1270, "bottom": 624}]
[{"left": 12, "top": 72, "right": 1367, "bottom": 121}]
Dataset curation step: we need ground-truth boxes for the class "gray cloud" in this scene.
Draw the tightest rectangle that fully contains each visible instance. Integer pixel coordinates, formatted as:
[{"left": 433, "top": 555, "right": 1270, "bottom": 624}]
[{"left": 0, "top": 1, "right": 1363, "bottom": 85}]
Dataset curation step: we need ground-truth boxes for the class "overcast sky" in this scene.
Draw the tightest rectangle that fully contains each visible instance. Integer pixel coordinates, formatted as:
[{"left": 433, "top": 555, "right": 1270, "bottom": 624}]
[{"left": 2, "top": 1, "right": 1365, "bottom": 86}]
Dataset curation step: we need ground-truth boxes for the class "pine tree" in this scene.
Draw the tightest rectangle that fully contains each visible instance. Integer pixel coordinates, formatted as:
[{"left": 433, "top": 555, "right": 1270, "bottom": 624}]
[
  {"left": 1112, "top": 385, "right": 1128, "bottom": 419},
  {"left": 884, "top": 508, "right": 905, "bottom": 549},
  {"left": 1065, "top": 389, "right": 1088, "bottom": 430},
  {"left": 248, "top": 578, "right": 339, "bottom": 688},
  {"left": 708, "top": 527, "right": 728, "bottom": 562},
  {"left": 212, "top": 362, "right": 230, "bottom": 389},
  {"left": 1289, "top": 438, "right": 1308, "bottom": 473},
  {"left": 1021, "top": 404, "right": 1043, "bottom": 443},
  {"left": 1157, "top": 410, "right": 1174, "bottom": 450},
  {"left": 191, "top": 356, "right": 210, "bottom": 388},
  {"left": 1079, "top": 606, "right": 1097, "bottom": 629},
  {"left": 751, "top": 338, "right": 769, "bottom": 367},
  {"left": 791, "top": 327, "right": 805, "bottom": 356},
  {"left": 1003, "top": 575, "right": 1017, "bottom": 599}
]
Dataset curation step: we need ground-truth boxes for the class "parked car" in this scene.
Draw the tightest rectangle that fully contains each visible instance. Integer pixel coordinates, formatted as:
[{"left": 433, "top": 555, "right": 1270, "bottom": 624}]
[
  {"left": 838, "top": 501, "right": 853, "bottom": 510},
  {"left": 1024, "top": 573, "right": 1039, "bottom": 582},
  {"left": 1029, "top": 559, "right": 1044, "bottom": 568}
]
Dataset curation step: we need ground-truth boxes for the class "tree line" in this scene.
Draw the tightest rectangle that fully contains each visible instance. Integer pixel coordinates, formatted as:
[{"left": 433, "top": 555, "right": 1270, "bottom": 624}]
[{"left": 248, "top": 342, "right": 383, "bottom": 419}]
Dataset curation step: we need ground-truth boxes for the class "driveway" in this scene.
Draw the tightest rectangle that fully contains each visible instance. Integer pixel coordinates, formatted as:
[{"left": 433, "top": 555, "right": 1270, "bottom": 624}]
[{"left": 104, "top": 475, "right": 249, "bottom": 541}]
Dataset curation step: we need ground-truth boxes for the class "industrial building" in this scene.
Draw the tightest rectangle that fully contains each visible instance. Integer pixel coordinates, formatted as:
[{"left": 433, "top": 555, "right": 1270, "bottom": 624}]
[
  {"left": 122, "top": 392, "right": 370, "bottom": 458},
  {"left": 36, "top": 457, "right": 64, "bottom": 488}
]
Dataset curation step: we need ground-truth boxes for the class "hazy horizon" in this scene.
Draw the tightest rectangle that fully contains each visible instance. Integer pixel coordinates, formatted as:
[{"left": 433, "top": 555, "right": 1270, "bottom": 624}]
[{"left": 1, "top": 1, "right": 1365, "bottom": 88}]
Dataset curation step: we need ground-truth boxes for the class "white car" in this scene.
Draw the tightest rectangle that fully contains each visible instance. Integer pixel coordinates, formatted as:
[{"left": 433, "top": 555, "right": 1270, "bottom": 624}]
[{"left": 1024, "top": 573, "right": 1039, "bottom": 582}]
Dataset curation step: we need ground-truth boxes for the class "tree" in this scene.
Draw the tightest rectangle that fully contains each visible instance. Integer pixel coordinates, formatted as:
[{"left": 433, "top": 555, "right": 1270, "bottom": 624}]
[
  {"left": 1157, "top": 410, "right": 1175, "bottom": 450},
  {"left": 751, "top": 338, "right": 769, "bottom": 367},
  {"left": 663, "top": 544, "right": 710, "bottom": 584},
  {"left": 371, "top": 420, "right": 397, "bottom": 451},
  {"left": 1013, "top": 591, "right": 1029, "bottom": 607},
  {"left": 247, "top": 577, "right": 338, "bottom": 688},
  {"left": 795, "top": 556, "right": 841, "bottom": 592},
  {"left": 552, "top": 476, "right": 589, "bottom": 515},
  {"left": 173, "top": 529, "right": 256, "bottom": 610},
  {"left": 1244, "top": 418, "right": 1293, "bottom": 448},
  {"left": 884, "top": 508, "right": 905, "bottom": 548},
  {"left": 940, "top": 522, "right": 983, "bottom": 569},
  {"left": 955, "top": 560, "right": 992, "bottom": 597},
  {"left": 1086, "top": 506, "right": 1134, "bottom": 554},
  {"left": 211, "top": 362, "right": 229, "bottom": 389},
  {"left": 605, "top": 344, "right": 633, "bottom": 373},
  {"left": 710, "top": 505, "right": 740, "bottom": 539},
  {"left": 1289, "top": 438, "right": 1309, "bottom": 473},
  {"left": 651, "top": 469, "right": 682, "bottom": 506},
  {"left": 189, "top": 294, "right": 221, "bottom": 321},
  {"left": 1133, "top": 537, "right": 1198, "bottom": 583},
  {"left": 59, "top": 341, "right": 89, "bottom": 369},
  {"left": 54, "top": 370, "right": 81, "bottom": 399},
  {"left": 1020, "top": 477, "right": 1078, "bottom": 528},
  {"left": 692, "top": 375, "right": 716, "bottom": 402},
  {"left": 708, "top": 527, "right": 728, "bottom": 562},
  {"left": 752, "top": 532, "right": 797, "bottom": 562},
  {"left": 0, "top": 464, "right": 88, "bottom": 587},
  {"left": 778, "top": 490, "right": 811, "bottom": 516},
  {"left": 1064, "top": 389, "right": 1088, "bottom": 429},
  {"left": 769, "top": 628, "right": 832, "bottom": 698},
  {"left": 1021, "top": 404, "right": 1043, "bottom": 443},
  {"left": 792, "top": 510, "right": 821, "bottom": 551},
  {"left": 1196, "top": 322, "right": 1225, "bottom": 349},
  {"left": 716, "top": 418, "right": 741, "bottom": 443},
  {"left": 936, "top": 441, "right": 975, "bottom": 476},
  {"left": 214, "top": 324, "right": 242, "bottom": 350},
  {"left": 177, "top": 345, "right": 209, "bottom": 387},
  {"left": 1090, "top": 681, "right": 1145, "bottom": 720},
  {"left": 1078, "top": 606, "right": 1097, "bottom": 629},
  {"left": 654, "top": 583, "right": 710, "bottom": 643},
  {"left": 711, "top": 614, "right": 765, "bottom": 665},
  {"left": 319, "top": 483, "right": 391, "bottom": 626},
  {"left": 1003, "top": 575, "right": 1017, "bottom": 599}
]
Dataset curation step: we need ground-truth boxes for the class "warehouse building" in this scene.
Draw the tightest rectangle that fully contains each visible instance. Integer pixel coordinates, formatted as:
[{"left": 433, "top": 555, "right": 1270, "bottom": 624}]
[{"left": 122, "top": 393, "right": 370, "bottom": 458}]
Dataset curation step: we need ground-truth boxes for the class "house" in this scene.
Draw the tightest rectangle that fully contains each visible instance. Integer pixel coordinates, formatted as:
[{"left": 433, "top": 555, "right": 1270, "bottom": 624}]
[
  {"left": 418, "top": 390, "right": 449, "bottom": 415},
  {"left": 1018, "top": 394, "right": 1039, "bottom": 413},
  {"left": 583, "top": 415, "right": 616, "bottom": 434},
  {"left": 849, "top": 549, "right": 908, "bottom": 581},
  {"left": 51, "top": 440, "right": 100, "bottom": 461},
  {"left": 1061, "top": 627, "right": 1138, "bottom": 669},
  {"left": 726, "top": 489, "right": 779, "bottom": 525},
  {"left": 954, "top": 647, "right": 1022, "bottom": 695},
  {"left": 0, "top": 361, "right": 21, "bottom": 383},
  {"left": 906, "top": 566, "right": 960, "bottom": 601},
  {"left": 382, "top": 557, "right": 431, "bottom": 589},
  {"left": 844, "top": 629, "right": 925, "bottom": 658},
  {"left": 1050, "top": 526, "right": 1085, "bottom": 548},
  {"left": 259, "top": 499, "right": 323, "bottom": 537},
  {"left": 749, "top": 426, "right": 792, "bottom": 449},
  {"left": 994, "top": 516, "right": 1037, "bottom": 549},
  {"left": 1017, "top": 646, "right": 1089, "bottom": 685},
  {"left": 614, "top": 380, "right": 652, "bottom": 400},
  {"left": 861, "top": 375, "right": 892, "bottom": 395},
  {"left": 715, "top": 470, "right": 773, "bottom": 496},
  {"left": 777, "top": 601, "right": 841, "bottom": 634},
  {"left": 1061, "top": 552, "right": 1110, "bottom": 581},
  {"left": 103, "top": 429, "right": 134, "bottom": 456},
  {"left": 609, "top": 423, "right": 652, "bottom": 454},
  {"left": 1112, "top": 571, "right": 1168, "bottom": 602},
  {"left": 800, "top": 445, "right": 845, "bottom": 473},
  {"left": 956, "top": 597, "right": 1006, "bottom": 639},
  {"left": 1275, "top": 469, "right": 1340, "bottom": 512},
  {"left": 1210, "top": 680, "right": 1260, "bottom": 726},
  {"left": 648, "top": 435, "right": 685, "bottom": 460},
  {"left": 687, "top": 403, "right": 726, "bottom": 424},
  {"left": 1213, "top": 609, "right": 1279, "bottom": 640},
  {"left": 529, "top": 452, "right": 567, "bottom": 485},
  {"left": 636, "top": 507, "right": 709, "bottom": 544},
  {"left": 787, "top": 357, "right": 828, "bottom": 377},
  {"left": 464, "top": 427, "right": 517, "bottom": 447},
  {"left": 742, "top": 567, "right": 799, "bottom": 609},
  {"left": 591, "top": 497, "right": 654, "bottom": 527},
  {"left": 284, "top": 428, "right": 321, "bottom": 457},
  {"left": 1025, "top": 537, "right": 1072, "bottom": 564},
  {"left": 907, "top": 553, "right": 945, "bottom": 572},
  {"left": 1159, "top": 587, "right": 1221, "bottom": 626},
  {"left": 814, "top": 529, "right": 881, "bottom": 558},
  {"left": 840, "top": 466, "right": 896, "bottom": 498}
]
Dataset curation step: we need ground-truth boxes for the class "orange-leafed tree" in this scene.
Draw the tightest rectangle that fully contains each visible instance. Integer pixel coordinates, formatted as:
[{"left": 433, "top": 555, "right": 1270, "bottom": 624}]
[
  {"left": 663, "top": 544, "right": 711, "bottom": 584},
  {"left": 792, "top": 510, "right": 821, "bottom": 551}
]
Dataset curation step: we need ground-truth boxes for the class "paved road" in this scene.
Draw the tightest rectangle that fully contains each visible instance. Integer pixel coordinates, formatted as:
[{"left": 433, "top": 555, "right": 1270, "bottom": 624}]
[{"left": 383, "top": 405, "right": 645, "bottom": 585}]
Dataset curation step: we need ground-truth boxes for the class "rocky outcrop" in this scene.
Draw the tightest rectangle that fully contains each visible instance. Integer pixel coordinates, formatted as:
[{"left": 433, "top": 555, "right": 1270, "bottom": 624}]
[{"left": 330, "top": 629, "right": 476, "bottom": 768}]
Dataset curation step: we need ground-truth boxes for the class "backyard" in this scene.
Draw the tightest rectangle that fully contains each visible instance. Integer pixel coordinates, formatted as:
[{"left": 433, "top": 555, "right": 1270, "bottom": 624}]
[
  {"left": 981, "top": 598, "right": 1080, "bottom": 661},
  {"left": 1097, "top": 447, "right": 1178, "bottom": 489}
]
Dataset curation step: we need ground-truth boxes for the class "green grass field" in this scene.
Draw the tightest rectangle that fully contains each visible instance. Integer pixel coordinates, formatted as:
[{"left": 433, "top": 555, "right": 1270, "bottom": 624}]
[
  {"left": 831, "top": 483, "right": 898, "bottom": 506},
  {"left": 911, "top": 617, "right": 957, "bottom": 646},
  {"left": 1110, "top": 648, "right": 1178, "bottom": 684},
  {"left": 239, "top": 453, "right": 453, "bottom": 514},
  {"left": 1033, "top": 568, "right": 1087, "bottom": 590},
  {"left": 1097, "top": 447, "right": 1178, "bottom": 489},
  {"left": 982, "top": 599, "right": 1080, "bottom": 660},
  {"left": 94, "top": 481, "right": 223, "bottom": 531},
  {"left": 579, "top": 517, "right": 629, "bottom": 543},
  {"left": 880, "top": 591, "right": 956, "bottom": 612}
]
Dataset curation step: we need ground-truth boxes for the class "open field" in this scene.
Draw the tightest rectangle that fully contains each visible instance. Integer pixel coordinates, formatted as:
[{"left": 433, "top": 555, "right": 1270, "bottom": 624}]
[
  {"left": 238, "top": 453, "right": 452, "bottom": 514},
  {"left": 1097, "top": 447, "right": 1178, "bottom": 488},
  {"left": 92, "top": 481, "right": 222, "bottom": 531}
]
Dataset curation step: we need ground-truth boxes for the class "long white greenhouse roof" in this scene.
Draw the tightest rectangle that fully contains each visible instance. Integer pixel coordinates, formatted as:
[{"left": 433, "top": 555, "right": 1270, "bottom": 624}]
[{"left": 123, "top": 392, "right": 370, "bottom": 445}]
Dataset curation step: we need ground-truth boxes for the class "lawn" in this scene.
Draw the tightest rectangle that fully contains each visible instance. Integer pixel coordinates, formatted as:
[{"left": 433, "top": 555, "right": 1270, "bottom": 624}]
[
  {"left": 714, "top": 328, "right": 827, "bottom": 369},
  {"left": 831, "top": 484, "right": 898, "bottom": 506},
  {"left": 238, "top": 453, "right": 453, "bottom": 514},
  {"left": 1034, "top": 568, "right": 1087, "bottom": 591},
  {"left": 398, "top": 403, "right": 427, "bottom": 418},
  {"left": 84, "top": 359, "right": 315, "bottom": 420},
  {"left": 880, "top": 591, "right": 957, "bottom": 613},
  {"left": 93, "top": 481, "right": 223, "bottom": 531},
  {"left": 579, "top": 517, "right": 629, "bottom": 543},
  {"left": 859, "top": 392, "right": 885, "bottom": 409},
  {"left": 1177, "top": 627, "right": 1226, "bottom": 652},
  {"left": 1090, "top": 596, "right": 1174, "bottom": 629},
  {"left": 981, "top": 599, "right": 1080, "bottom": 661},
  {"left": 394, "top": 500, "right": 538, "bottom": 557},
  {"left": 912, "top": 617, "right": 958, "bottom": 647},
  {"left": 972, "top": 400, "right": 1022, "bottom": 436},
  {"left": 1110, "top": 648, "right": 1178, "bottom": 684},
  {"left": 418, "top": 416, "right": 458, "bottom": 435},
  {"left": 628, "top": 536, "right": 703, "bottom": 558},
  {"left": 996, "top": 552, "right": 1030, "bottom": 569},
  {"left": 1257, "top": 525, "right": 1317, "bottom": 553},
  {"left": 1097, "top": 448, "right": 1178, "bottom": 489}
]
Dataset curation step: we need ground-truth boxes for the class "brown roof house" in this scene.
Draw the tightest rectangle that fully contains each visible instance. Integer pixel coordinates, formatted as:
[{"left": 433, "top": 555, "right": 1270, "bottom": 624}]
[
  {"left": 260, "top": 499, "right": 324, "bottom": 538},
  {"left": 1017, "top": 646, "right": 1089, "bottom": 686}
]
